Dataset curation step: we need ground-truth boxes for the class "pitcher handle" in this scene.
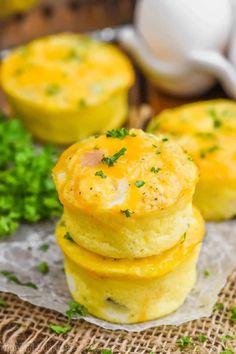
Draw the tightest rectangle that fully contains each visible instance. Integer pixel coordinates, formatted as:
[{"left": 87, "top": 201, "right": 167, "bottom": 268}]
[{"left": 189, "top": 50, "right": 236, "bottom": 98}]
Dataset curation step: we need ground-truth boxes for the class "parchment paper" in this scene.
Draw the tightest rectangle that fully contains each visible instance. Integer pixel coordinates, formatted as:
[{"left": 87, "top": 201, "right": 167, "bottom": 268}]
[{"left": 0, "top": 219, "right": 235, "bottom": 332}]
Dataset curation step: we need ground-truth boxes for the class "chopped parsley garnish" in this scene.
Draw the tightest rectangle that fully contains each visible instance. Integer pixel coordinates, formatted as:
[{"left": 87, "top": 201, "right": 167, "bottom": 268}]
[
  {"left": 150, "top": 167, "right": 161, "bottom": 174},
  {"left": 221, "top": 334, "right": 236, "bottom": 342},
  {"left": 48, "top": 323, "right": 72, "bottom": 335},
  {"left": 196, "top": 132, "right": 215, "bottom": 139},
  {"left": 0, "top": 299, "right": 7, "bottom": 307},
  {"left": 208, "top": 109, "right": 222, "bottom": 128},
  {"left": 39, "top": 244, "right": 49, "bottom": 252},
  {"left": 162, "top": 137, "right": 169, "bottom": 142},
  {"left": 203, "top": 269, "right": 210, "bottom": 277},
  {"left": 37, "top": 261, "right": 49, "bottom": 275},
  {"left": 120, "top": 209, "right": 134, "bottom": 218},
  {"left": 180, "top": 232, "right": 187, "bottom": 244},
  {"left": 0, "top": 270, "right": 37, "bottom": 289},
  {"left": 0, "top": 115, "right": 61, "bottom": 238},
  {"left": 199, "top": 145, "right": 219, "bottom": 159},
  {"left": 198, "top": 334, "right": 207, "bottom": 343},
  {"left": 229, "top": 307, "right": 236, "bottom": 322},
  {"left": 156, "top": 150, "right": 161, "bottom": 155},
  {"left": 106, "top": 128, "right": 129, "bottom": 140},
  {"left": 79, "top": 99, "right": 87, "bottom": 108},
  {"left": 220, "top": 348, "right": 234, "bottom": 354},
  {"left": 101, "top": 350, "right": 113, "bottom": 354},
  {"left": 66, "top": 300, "right": 87, "bottom": 320},
  {"left": 95, "top": 170, "right": 107, "bottom": 179},
  {"left": 177, "top": 335, "right": 192, "bottom": 349},
  {"left": 214, "top": 303, "right": 224, "bottom": 311},
  {"left": 64, "top": 232, "right": 74, "bottom": 241},
  {"left": 64, "top": 48, "right": 80, "bottom": 61},
  {"left": 45, "top": 84, "right": 61, "bottom": 96},
  {"left": 135, "top": 180, "right": 145, "bottom": 188},
  {"left": 102, "top": 148, "right": 127, "bottom": 167}
]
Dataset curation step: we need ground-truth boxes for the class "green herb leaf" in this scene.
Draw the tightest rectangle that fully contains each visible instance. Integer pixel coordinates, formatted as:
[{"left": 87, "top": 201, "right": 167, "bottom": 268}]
[
  {"left": 162, "top": 137, "right": 169, "bottom": 142},
  {"left": 180, "top": 232, "right": 187, "bottom": 244},
  {"left": 150, "top": 167, "right": 161, "bottom": 174},
  {"left": 79, "top": 99, "right": 87, "bottom": 108},
  {"left": 48, "top": 323, "right": 72, "bottom": 335},
  {"left": 0, "top": 117, "right": 61, "bottom": 238},
  {"left": 120, "top": 209, "right": 134, "bottom": 218},
  {"left": 209, "top": 109, "right": 222, "bottom": 128},
  {"left": 0, "top": 298, "right": 7, "bottom": 307},
  {"left": 0, "top": 270, "right": 37, "bottom": 289},
  {"left": 221, "top": 334, "right": 236, "bottom": 342},
  {"left": 203, "top": 269, "right": 210, "bottom": 277},
  {"left": 106, "top": 128, "right": 130, "bottom": 140},
  {"left": 214, "top": 303, "right": 224, "bottom": 311},
  {"left": 64, "top": 232, "right": 74, "bottom": 241},
  {"left": 135, "top": 180, "right": 145, "bottom": 188},
  {"left": 177, "top": 336, "right": 192, "bottom": 349},
  {"left": 36, "top": 261, "right": 49, "bottom": 275},
  {"left": 39, "top": 244, "right": 49, "bottom": 252},
  {"left": 66, "top": 300, "right": 87, "bottom": 320},
  {"left": 229, "top": 307, "right": 236, "bottom": 322},
  {"left": 45, "top": 84, "right": 61, "bottom": 96},
  {"left": 95, "top": 170, "right": 107, "bottom": 179},
  {"left": 101, "top": 350, "right": 113, "bottom": 354},
  {"left": 198, "top": 334, "right": 207, "bottom": 343},
  {"left": 102, "top": 148, "right": 127, "bottom": 167},
  {"left": 199, "top": 145, "right": 219, "bottom": 159},
  {"left": 220, "top": 348, "right": 234, "bottom": 354}
]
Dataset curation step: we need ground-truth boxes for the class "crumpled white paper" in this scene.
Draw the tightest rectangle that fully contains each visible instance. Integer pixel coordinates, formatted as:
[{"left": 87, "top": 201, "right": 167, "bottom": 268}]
[{"left": 0, "top": 219, "right": 235, "bottom": 332}]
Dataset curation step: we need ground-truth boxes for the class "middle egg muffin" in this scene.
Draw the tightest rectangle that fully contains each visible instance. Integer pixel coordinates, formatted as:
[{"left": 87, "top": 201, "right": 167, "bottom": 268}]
[{"left": 53, "top": 129, "right": 198, "bottom": 259}]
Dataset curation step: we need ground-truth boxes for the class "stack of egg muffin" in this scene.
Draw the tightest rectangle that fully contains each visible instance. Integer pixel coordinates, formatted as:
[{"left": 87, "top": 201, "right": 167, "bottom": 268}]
[{"left": 53, "top": 128, "right": 204, "bottom": 324}]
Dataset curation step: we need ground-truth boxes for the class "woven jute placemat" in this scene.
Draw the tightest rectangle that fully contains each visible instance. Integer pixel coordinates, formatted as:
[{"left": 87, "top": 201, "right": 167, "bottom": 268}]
[{"left": 0, "top": 269, "right": 235, "bottom": 354}]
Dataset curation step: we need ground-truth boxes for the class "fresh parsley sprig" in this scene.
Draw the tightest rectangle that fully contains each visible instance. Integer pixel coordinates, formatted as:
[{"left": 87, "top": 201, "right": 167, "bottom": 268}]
[
  {"left": 106, "top": 128, "right": 130, "bottom": 140},
  {"left": 66, "top": 300, "right": 87, "bottom": 320},
  {"left": 102, "top": 148, "right": 127, "bottom": 167},
  {"left": 0, "top": 115, "right": 62, "bottom": 238},
  {"left": 0, "top": 270, "right": 37, "bottom": 289}
]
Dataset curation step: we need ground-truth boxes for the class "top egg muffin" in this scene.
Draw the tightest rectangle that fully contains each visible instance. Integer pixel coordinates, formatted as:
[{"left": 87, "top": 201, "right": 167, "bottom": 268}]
[
  {"left": 1, "top": 33, "right": 134, "bottom": 144},
  {"left": 147, "top": 99, "right": 236, "bottom": 220},
  {"left": 53, "top": 129, "right": 198, "bottom": 258}
]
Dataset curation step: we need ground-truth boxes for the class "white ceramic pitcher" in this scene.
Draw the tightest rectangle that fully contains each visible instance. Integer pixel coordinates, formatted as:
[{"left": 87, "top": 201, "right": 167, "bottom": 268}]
[{"left": 118, "top": 0, "right": 236, "bottom": 97}]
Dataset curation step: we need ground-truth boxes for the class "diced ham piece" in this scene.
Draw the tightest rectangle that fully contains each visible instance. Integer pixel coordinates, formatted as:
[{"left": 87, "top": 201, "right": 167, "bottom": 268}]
[{"left": 81, "top": 150, "right": 104, "bottom": 167}]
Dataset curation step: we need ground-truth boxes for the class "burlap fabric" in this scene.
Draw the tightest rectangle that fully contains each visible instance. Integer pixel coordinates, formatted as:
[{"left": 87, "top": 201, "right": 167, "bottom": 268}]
[{"left": 0, "top": 269, "right": 235, "bottom": 354}]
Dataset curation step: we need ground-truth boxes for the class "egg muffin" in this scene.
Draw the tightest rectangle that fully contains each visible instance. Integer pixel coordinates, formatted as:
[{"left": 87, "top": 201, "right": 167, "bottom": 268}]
[
  {"left": 0, "top": 0, "right": 37, "bottom": 17},
  {"left": 1, "top": 33, "right": 134, "bottom": 144},
  {"left": 56, "top": 207, "right": 204, "bottom": 324},
  {"left": 147, "top": 99, "right": 236, "bottom": 220},
  {"left": 53, "top": 129, "right": 198, "bottom": 258}
]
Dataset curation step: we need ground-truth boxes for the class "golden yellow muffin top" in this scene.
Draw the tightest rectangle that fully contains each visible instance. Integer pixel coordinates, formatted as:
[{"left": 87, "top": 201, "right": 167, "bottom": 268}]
[
  {"left": 1, "top": 33, "right": 134, "bottom": 110},
  {"left": 53, "top": 129, "right": 198, "bottom": 216},
  {"left": 147, "top": 100, "right": 236, "bottom": 180},
  {"left": 56, "top": 208, "right": 204, "bottom": 279}
]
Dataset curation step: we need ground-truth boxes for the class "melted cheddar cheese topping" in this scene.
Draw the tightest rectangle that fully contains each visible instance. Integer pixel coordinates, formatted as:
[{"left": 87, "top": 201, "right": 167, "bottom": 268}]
[
  {"left": 1, "top": 33, "right": 134, "bottom": 109},
  {"left": 53, "top": 129, "right": 198, "bottom": 215},
  {"left": 147, "top": 100, "right": 236, "bottom": 180}
]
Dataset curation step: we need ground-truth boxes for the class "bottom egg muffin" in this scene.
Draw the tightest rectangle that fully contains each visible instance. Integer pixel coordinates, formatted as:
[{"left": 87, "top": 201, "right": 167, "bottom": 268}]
[{"left": 56, "top": 208, "right": 204, "bottom": 324}]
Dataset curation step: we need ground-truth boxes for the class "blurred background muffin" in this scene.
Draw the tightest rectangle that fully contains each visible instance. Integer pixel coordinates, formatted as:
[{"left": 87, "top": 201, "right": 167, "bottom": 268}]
[
  {"left": 147, "top": 100, "right": 236, "bottom": 220},
  {"left": 0, "top": 0, "right": 38, "bottom": 18},
  {"left": 1, "top": 33, "right": 134, "bottom": 144}
]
